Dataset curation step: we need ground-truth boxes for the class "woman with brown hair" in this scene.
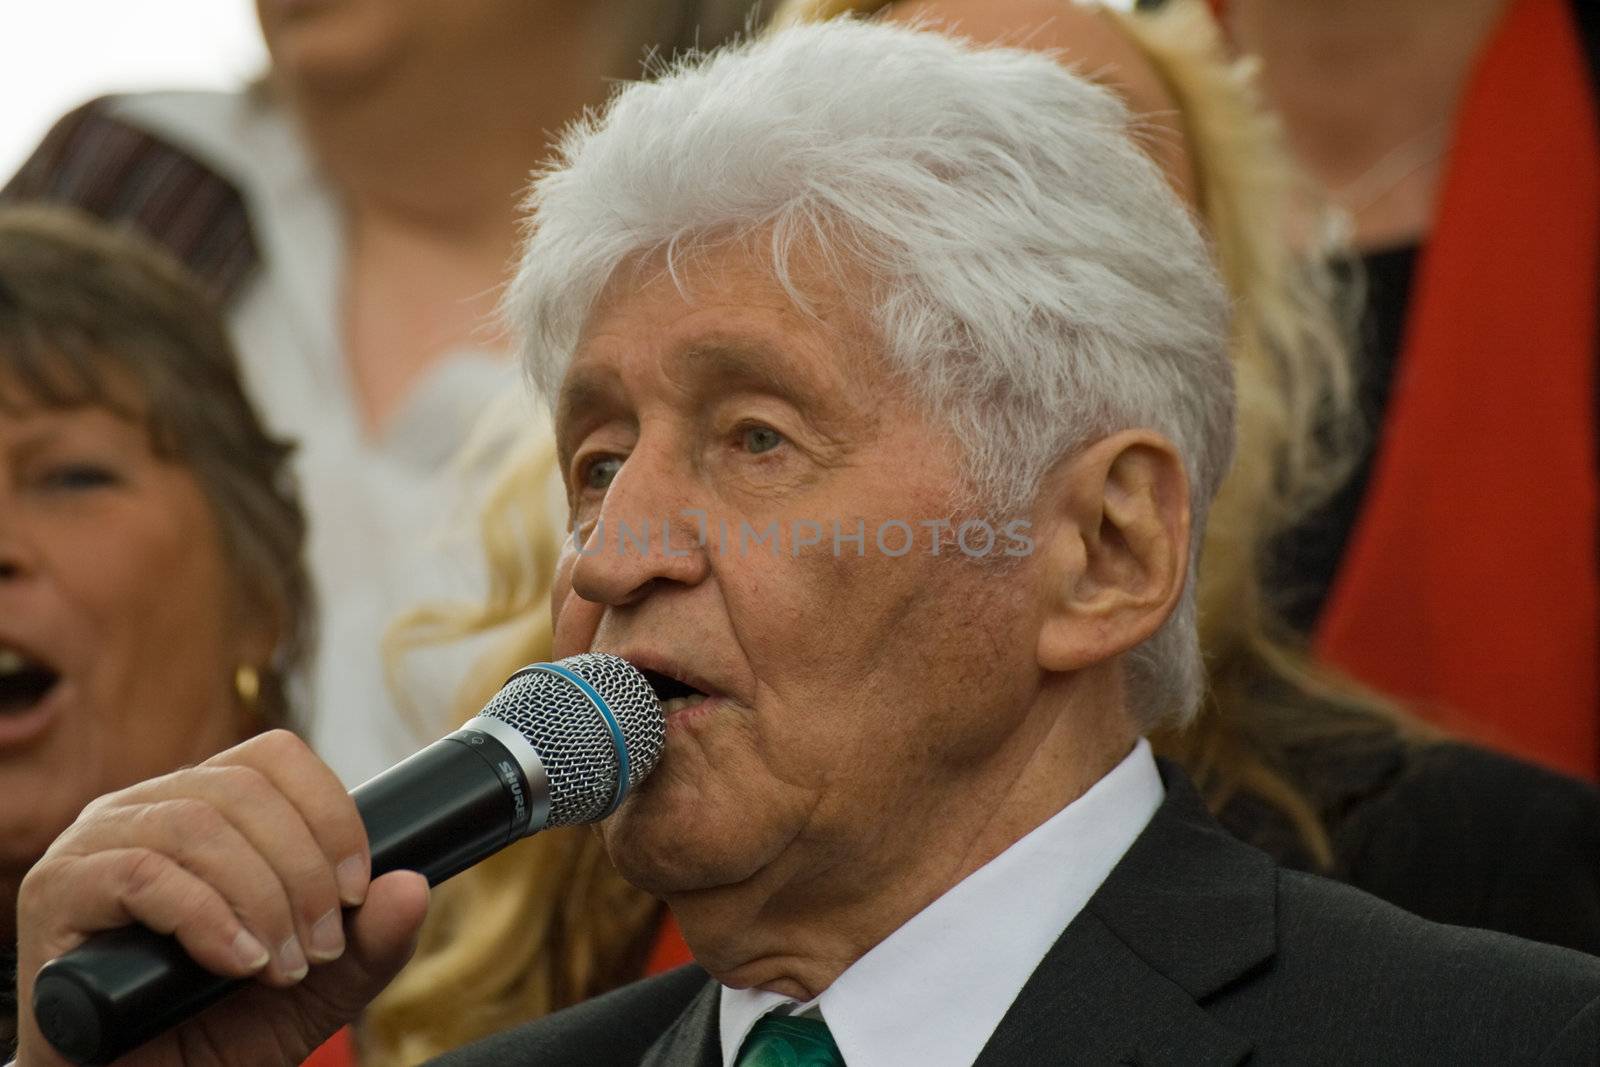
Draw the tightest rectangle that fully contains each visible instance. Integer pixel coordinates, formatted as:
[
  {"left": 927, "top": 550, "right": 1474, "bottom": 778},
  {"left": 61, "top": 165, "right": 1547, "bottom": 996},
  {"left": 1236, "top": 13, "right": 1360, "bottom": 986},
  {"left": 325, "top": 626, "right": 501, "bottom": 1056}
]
[
  {"left": 0, "top": 204, "right": 312, "bottom": 1058},
  {"left": 2, "top": 0, "right": 764, "bottom": 795}
]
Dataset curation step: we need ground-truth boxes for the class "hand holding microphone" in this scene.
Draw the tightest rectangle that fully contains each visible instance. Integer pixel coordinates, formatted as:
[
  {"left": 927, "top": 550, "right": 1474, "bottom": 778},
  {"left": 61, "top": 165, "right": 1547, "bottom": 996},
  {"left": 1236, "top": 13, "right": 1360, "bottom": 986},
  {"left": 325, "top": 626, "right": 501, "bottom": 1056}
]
[{"left": 15, "top": 653, "right": 665, "bottom": 1067}]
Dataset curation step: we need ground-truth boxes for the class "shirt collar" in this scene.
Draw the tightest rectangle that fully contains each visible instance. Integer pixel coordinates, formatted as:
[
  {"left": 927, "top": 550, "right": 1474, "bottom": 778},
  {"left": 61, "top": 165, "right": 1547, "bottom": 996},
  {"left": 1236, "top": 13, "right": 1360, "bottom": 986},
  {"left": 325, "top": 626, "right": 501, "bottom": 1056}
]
[{"left": 718, "top": 737, "right": 1164, "bottom": 1066}]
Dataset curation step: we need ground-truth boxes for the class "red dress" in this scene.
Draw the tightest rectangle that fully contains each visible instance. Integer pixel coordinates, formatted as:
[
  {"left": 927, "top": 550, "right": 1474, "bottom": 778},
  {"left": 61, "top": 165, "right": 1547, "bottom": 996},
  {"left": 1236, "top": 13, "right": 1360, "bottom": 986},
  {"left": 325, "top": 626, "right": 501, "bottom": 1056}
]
[
  {"left": 1309, "top": 0, "right": 1600, "bottom": 780},
  {"left": 1213, "top": 0, "right": 1600, "bottom": 778}
]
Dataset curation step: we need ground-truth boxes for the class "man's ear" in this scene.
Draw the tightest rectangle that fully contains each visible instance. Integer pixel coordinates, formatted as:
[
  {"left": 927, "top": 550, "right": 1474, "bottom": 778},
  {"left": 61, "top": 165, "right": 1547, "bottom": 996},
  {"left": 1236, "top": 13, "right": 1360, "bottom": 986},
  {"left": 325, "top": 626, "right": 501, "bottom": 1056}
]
[{"left": 1033, "top": 430, "right": 1191, "bottom": 673}]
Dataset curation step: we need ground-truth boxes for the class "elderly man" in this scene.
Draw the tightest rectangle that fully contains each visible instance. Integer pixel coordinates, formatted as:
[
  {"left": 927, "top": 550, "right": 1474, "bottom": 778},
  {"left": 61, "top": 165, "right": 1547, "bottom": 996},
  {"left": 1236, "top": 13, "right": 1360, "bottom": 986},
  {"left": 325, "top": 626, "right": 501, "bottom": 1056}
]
[{"left": 12, "top": 18, "right": 1600, "bottom": 1067}]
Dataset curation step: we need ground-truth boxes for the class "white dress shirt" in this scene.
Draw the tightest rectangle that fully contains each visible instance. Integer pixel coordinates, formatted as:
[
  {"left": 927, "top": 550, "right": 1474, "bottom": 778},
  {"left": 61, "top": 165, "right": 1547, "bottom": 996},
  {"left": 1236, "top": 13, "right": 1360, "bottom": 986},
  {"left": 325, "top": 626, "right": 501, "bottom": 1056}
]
[{"left": 718, "top": 737, "right": 1165, "bottom": 1067}]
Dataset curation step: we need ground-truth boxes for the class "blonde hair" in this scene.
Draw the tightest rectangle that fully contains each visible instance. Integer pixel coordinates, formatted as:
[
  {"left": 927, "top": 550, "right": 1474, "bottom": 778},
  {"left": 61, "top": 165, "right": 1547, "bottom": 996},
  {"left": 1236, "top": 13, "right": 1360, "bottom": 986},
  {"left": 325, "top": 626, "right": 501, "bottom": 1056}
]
[
  {"left": 364, "top": 1, "right": 1406, "bottom": 1058},
  {"left": 1104, "top": 0, "right": 1417, "bottom": 862}
]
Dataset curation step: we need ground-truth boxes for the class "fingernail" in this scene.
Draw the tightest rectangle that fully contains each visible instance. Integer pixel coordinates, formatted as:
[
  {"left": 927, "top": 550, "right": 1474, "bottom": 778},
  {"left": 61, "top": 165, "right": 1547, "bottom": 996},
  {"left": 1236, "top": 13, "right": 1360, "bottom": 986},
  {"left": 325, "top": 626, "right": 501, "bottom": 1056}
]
[
  {"left": 336, "top": 854, "right": 367, "bottom": 906},
  {"left": 278, "top": 935, "right": 309, "bottom": 981},
  {"left": 308, "top": 907, "right": 345, "bottom": 963},
  {"left": 232, "top": 928, "right": 270, "bottom": 972}
]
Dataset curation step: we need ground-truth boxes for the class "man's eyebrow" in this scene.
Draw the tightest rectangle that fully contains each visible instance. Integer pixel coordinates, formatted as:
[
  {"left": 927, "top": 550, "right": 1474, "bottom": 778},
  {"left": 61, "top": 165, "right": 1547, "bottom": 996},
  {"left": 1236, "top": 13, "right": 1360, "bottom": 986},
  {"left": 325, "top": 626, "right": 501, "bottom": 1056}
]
[
  {"left": 678, "top": 338, "right": 835, "bottom": 402},
  {"left": 552, "top": 333, "right": 855, "bottom": 461},
  {"left": 554, "top": 371, "right": 618, "bottom": 442}
]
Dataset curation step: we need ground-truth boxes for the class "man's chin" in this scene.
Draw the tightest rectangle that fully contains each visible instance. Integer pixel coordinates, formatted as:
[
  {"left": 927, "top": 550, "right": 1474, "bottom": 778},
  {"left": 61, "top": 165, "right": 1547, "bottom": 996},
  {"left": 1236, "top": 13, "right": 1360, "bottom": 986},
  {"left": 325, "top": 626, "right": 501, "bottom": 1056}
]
[
  {"left": 600, "top": 818, "right": 773, "bottom": 898},
  {"left": 606, "top": 841, "right": 758, "bottom": 897}
]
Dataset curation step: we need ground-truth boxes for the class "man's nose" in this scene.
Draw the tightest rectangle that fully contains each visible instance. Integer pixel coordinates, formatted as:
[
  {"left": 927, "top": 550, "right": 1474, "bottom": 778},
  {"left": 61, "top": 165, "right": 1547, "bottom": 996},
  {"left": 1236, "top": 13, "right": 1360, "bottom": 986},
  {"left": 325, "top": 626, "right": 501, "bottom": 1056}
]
[{"left": 568, "top": 450, "right": 710, "bottom": 606}]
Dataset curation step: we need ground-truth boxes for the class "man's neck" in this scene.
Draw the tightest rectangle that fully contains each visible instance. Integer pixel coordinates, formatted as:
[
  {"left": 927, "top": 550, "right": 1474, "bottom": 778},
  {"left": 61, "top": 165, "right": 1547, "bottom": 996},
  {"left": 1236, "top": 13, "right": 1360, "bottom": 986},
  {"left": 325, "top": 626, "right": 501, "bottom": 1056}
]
[{"left": 669, "top": 688, "right": 1138, "bottom": 1001}]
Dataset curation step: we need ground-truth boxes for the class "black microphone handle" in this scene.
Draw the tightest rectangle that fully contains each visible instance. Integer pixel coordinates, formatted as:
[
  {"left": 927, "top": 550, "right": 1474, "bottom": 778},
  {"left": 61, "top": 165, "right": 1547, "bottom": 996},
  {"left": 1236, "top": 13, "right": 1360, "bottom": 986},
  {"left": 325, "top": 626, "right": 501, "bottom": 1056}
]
[{"left": 32, "top": 727, "right": 539, "bottom": 1066}]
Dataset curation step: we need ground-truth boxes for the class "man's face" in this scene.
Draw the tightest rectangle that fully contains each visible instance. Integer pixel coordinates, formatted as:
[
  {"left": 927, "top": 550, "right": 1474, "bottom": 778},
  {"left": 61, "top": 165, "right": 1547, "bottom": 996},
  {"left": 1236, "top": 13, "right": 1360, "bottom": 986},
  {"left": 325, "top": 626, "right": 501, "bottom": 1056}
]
[{"left": 549, "top": 244, "right": 1053, "bottom": 903}]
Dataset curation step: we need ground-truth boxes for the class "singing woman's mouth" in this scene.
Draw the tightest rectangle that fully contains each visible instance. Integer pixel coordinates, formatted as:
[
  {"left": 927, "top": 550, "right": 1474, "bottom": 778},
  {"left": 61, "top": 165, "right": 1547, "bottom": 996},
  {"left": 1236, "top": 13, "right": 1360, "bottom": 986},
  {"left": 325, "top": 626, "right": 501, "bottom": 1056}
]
[
  {"left": 0, "top": 643, "right": 60, "bottom": 717},
  {"left": 0, "top": 641, "right": 64, "bottom": 747}
]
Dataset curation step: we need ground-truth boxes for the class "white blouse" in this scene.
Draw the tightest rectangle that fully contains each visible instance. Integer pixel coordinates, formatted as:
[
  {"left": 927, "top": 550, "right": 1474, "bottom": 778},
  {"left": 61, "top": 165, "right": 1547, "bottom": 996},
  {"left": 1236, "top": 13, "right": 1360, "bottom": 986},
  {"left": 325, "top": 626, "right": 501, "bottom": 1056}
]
[{"left": 109, "top": 89, "right": 543, "bottom": 787}]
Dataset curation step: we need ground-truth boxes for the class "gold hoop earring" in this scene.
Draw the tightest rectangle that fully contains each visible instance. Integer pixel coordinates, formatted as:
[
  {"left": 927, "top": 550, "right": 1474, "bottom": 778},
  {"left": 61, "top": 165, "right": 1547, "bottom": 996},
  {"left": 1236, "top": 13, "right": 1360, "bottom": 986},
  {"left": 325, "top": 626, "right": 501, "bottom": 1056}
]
[{"left": 234, "top": 664, "right": 261, "bottom": 711}]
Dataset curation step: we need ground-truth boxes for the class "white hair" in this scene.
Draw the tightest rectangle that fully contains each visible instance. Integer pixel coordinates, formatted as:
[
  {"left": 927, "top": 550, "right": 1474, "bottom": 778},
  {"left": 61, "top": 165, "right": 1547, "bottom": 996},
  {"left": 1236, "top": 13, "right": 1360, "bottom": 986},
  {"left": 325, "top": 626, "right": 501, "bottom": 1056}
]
[{"left": 506, "top": 18, "right": 1234, "bottom": 727}]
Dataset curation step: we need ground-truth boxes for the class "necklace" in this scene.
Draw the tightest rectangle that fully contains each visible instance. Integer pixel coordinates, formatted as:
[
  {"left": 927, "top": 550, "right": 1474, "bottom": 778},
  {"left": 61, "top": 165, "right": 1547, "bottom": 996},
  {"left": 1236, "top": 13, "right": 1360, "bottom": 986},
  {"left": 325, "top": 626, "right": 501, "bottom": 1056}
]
[
  {"left": 1322, "top": 118, "right": 1452, "bottom": 248},
  {"left": 1334, "top": 118, "right": 1453, "bottom": 215}
]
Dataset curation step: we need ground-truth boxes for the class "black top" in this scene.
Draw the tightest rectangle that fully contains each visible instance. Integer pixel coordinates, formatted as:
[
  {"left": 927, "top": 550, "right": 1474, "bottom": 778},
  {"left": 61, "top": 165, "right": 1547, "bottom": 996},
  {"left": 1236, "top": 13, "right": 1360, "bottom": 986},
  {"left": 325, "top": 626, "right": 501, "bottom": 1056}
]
[
  {"left": 1218, "top": 735, "right": 1600, "bottom": 955},
  {"left": 1266, "top": 243, "right": 1420, "bottom": 634},
  {"left": 432, "top": 763, "right": 1600, "bottom": 1066}
]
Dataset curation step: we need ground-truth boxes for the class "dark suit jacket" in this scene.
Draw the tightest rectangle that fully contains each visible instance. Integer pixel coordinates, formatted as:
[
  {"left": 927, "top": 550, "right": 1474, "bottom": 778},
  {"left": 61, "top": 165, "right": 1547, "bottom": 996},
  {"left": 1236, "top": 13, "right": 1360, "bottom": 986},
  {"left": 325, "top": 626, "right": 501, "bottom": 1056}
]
[{"left": 433, "top": 766, "right": 1600, "bottom": 1065}]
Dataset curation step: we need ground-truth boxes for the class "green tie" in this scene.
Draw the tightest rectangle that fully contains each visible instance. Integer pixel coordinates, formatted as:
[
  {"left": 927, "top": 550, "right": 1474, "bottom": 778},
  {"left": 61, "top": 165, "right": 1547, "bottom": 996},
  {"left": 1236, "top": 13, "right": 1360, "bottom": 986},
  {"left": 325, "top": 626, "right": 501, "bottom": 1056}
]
[{"left": 735, "top": 1013, "right": 845, "bottom": 1067}]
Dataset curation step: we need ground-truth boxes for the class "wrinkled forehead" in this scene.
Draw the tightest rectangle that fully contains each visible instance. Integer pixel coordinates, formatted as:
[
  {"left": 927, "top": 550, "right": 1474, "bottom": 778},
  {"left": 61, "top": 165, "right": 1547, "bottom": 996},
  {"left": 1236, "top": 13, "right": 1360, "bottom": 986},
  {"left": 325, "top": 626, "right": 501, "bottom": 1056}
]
[{"left": 552, "top": 239, "right": 890, "bottom": 433}]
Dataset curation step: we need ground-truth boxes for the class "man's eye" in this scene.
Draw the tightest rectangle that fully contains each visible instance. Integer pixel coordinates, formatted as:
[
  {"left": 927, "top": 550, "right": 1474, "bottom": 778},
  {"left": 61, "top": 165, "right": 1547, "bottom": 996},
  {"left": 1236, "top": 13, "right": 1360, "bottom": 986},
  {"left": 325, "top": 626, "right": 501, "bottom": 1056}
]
[
  {"left": 582, "top": 456, "right": 623, "bottom": 490},
  {"left": 41, "top": 463, "right": 119, "bottom": 491},
  {"left": 742, "top": 426, "right": 785, "bottom": 455}
]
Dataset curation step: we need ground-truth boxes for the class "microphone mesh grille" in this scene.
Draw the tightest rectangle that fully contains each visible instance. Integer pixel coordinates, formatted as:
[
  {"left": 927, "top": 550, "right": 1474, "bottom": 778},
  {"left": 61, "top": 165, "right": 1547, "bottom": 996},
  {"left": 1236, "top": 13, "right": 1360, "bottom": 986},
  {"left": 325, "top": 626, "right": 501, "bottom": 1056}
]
[{"left": 477, "top": 653, "right": 665, "bottom": 826}]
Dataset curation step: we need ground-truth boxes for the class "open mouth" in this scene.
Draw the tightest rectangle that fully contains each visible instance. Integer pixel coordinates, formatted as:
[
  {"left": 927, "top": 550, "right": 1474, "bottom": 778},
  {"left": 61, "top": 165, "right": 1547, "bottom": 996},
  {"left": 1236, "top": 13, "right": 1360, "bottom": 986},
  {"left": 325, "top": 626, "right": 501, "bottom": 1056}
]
[
  {"left": 0, "top": 644, "right": 61, "bottom": 716},
  {"left": 639, "top": 668, "right": 710, "bottom": 716}
]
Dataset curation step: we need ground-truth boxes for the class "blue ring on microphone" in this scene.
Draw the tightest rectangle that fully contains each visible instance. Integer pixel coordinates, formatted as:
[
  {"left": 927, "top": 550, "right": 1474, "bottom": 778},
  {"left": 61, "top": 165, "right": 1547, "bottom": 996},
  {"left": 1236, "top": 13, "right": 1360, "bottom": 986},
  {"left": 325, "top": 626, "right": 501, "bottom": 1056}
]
[{"left": 529, "top": 661, "right": 632, "bottom": 816}]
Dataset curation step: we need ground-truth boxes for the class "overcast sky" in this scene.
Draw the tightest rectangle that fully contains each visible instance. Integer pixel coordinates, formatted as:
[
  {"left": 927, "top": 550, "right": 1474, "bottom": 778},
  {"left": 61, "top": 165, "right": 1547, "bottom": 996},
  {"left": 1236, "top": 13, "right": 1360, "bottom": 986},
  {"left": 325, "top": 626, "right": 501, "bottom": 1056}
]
[{"left": 0, "top": 1, "right": 267, "bottom": 180}]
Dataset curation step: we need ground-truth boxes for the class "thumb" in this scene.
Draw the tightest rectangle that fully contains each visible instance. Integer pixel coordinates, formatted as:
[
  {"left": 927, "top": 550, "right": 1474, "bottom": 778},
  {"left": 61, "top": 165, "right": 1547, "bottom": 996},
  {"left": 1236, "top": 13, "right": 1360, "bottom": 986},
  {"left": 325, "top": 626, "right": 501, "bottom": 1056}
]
[{"left": 277, "top": 870, "right": 432, "bottom": 1044}]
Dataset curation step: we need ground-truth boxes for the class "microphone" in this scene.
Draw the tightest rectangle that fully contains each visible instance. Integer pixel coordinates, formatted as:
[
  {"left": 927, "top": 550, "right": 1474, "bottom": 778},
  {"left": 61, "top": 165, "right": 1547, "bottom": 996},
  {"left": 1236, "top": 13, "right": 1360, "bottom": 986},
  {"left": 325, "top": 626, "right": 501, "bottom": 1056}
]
[{"left": 32, "top": 652, "right": 665, "bottom": 1066}]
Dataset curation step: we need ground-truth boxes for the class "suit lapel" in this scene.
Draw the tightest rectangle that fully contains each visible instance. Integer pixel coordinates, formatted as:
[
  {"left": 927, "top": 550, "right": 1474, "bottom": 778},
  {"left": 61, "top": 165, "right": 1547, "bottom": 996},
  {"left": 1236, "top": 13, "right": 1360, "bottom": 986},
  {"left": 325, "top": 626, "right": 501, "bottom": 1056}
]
[
  {"left": 976, "top": 764, "right": 1274, "bottom": 1067},
  {"left": 640, "top": 980, "right": 722, "bottom": 1067},
  {"left": 975, "top": 912, "right": 1251, "bottom": 1067}
]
